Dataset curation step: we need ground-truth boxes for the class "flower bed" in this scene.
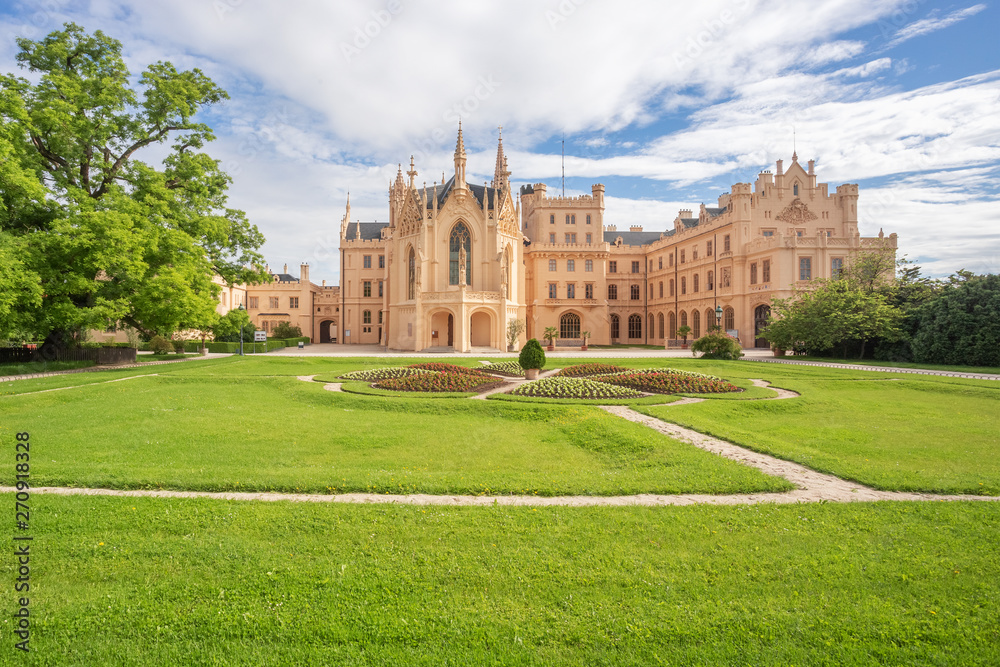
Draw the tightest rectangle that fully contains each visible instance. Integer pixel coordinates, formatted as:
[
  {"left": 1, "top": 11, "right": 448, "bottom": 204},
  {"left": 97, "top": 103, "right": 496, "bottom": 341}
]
[
  {"left": 480, "top": 361, "right": 524, "bottom": 377},
  {"left": 555, "top": 363, "right": 629, "bottom": 377},
  {"left": 509, "top": 377, "right": 644, "bottom": 399},
  {"left": 340, "top": 367, "right": 429, "bottom": 382},
  {"left": 409, "top": 362, "right": 492, "bottom": 377},
  {"left": 375, "top": 373, "right": 504, "bottom": 393},
  {"left": 595, "top": 370, "right": 740, "bottom": 395}
]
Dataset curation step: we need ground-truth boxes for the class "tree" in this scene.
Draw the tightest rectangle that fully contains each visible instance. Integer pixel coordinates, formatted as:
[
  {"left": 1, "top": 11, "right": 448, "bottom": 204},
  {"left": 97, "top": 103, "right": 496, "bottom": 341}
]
[
  {"left": 518, "top": 338, "right": 546, "bottom": 371},
  {"left": 909, "top": 272, "right": 1000, "bottom": 367},
  {"left": 211, "top": 309, "right": 255, "bottom": 343},
  {"left": 543, "top": 326, "right": 558, "bottom": 347},
  {"left": 271, "top": 321, "right": 303, "bottom": 339},
  {"left": 0, "top": 23, "right": 269, "bottom": 345},
  {"left": 690, "top": 331, "right": 744, "bottom": 360},
  {"left": 506, "top": 318, "right": 525, "bottom": 349},
  {"left": 764, "top": 280, "right": 903, "bottom": 359}
]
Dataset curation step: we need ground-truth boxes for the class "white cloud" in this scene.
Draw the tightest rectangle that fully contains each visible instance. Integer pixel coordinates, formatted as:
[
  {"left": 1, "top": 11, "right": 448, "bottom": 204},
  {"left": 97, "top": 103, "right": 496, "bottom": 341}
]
[{"left": 884, "top": 4, "right": 987, "bottom": 49}]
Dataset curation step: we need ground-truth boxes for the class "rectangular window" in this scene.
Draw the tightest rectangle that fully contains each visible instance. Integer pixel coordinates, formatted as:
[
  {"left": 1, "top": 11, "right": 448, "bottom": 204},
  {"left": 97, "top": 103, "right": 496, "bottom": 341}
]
[
  {"left": 571, "top": 214, "right": 576, "bottom": 224},
  {"left": 585, "top": 283, "right": 593, "bottom": 299},
  {"left": 289, "top": 296, "right": 299, "bottom": 308},
  {"left": 669, "top": 254, "right": 674, "bottom": 268},
  {"left": 565, "top": 214, "right": 570, "bottom": 224},
  {"left": 567, "top": 283, "right": 575, "bottom": 299},
  {"left": 378, "top": 311, "right": 383, "bottom": 324},
  {"left": 565, "top": 233, "right": 576, "bottom": 244},
  {"left": 658, "top": 256, "right": 663, "bottom": 270},
  {"left": 669, "top": 279, "right": 674, "bottom": 297},
  {"left": 586, "top": 214, "right": 591, "bottom": 225},
  {"left": 680, "top": 250, "right": 686, "bottom": 264},
  {"left": 762, "top": 260, "right": 771, "bottom": 283},
  {"left": 608, "top": 284, "right": 617, "bottom": 300},
  {"left": 248, "top": 297, "right": 259, "bottom": 309},
  {"left": 800, "top": 257, "right": 812, "bottom": 280},
  {"left": 363, "top": 281, "right": 372, "bottom": 297},
  {"left": 693, "top": 274, "right": 699, "bottom": 292},
  {"left": 550, "top": 214, "right": 555, "bottom": 224},
  {"left": 378, "top": 281, "right": 384, "bottom": 297},
  {"left": 831, "top": 257, "right": 843, "bottom": 277},
  {"left": 378, "top": 255, "right": 385, "bottom": 269},
  {"left": 630, "top": 284, "right": 640, "bottom": 300},
  {"left": 707, "top": 271, "right": 714, "bottom": 290},
  {"left": 609, "top": 261, "right": 617, "bottom": 273},
  {"left": 797, "top": 230, "right": 803, "bottom": 237},
  {"left": 585, "top": 259, "right": 593, "bottom": 272},
  {"left": 363, "top": 255, "right": 372, "bottom": 269},
  {"left": 762, "top": 230, "right": 774, "bottom": 237},
  {"left": 724, "top": 235, "right": 730, "bottom": 252},
  {"left": 750, "top": 262, "right": 758, "bottom": 285},
  {"left": 549, "top": 233, "right": 556, "bottom": 244},
  {"left": 549, "top": 259, "right": 557, "bottom": 271},
  {"left": 707, "top": 241, "right": 713, "bottom": 256},
  {"left": 658, "top": 282, "right": 663, "bottom": 298},
  {"left": 631, "top": 261, "right": 640, "bottom": 273},
  {"left": 681, "top": 277, "right": 687, "bottom": 294},
  {"left": 548, "top": 283, "right": 557, "bottom": 299},
  {"left": 693, "top": 248, "right": 698, "bottom": 260},
  {"left": 269, "top": 296, "right": 279, "bottom": 309},
  {"left": 585, "top": 233, "right": 592, "bottom": 244},
  {"left": 567, "top": 259, "right": 575, "bottom": 272}
]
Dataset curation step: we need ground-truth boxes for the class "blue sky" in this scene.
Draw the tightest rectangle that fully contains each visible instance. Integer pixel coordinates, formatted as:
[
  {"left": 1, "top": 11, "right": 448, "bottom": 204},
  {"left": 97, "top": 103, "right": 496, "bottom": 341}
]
[{"left": 2, "top": 0, "right": 998, "bottom": 280}]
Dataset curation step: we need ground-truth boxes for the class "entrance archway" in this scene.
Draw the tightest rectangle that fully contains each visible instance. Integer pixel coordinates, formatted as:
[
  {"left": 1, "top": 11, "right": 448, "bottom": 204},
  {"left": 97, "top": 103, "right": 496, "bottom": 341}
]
[
  {"left": 319, "top": 319, "right": 337, "bottom": 343},
  {"left": 470, "top": 311, "right": 492, "bottom": 347},
  {"left": 430, "top": 311, "right": 455, "bottom": 348},
  {"left": 754, "top": 305, "right": 771, "bottom": 348}
]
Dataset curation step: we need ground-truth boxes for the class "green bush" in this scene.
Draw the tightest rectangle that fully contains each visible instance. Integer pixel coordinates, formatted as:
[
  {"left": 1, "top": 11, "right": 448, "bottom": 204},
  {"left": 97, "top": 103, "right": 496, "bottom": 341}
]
[
  {"left": 149, "top": 335, "right": 172, "bottom": 355},
  {"left": 271, "top": 321, "right": 303, "bottom": 339},
  {"left": 690, "top": 332, "right": 744, "bottom": 360},
  {"left": 518, "top": 338, "right": 546, "bottom": 370},
  {"left": 171, "top": 339, "right": 186, "bottom": 354}
]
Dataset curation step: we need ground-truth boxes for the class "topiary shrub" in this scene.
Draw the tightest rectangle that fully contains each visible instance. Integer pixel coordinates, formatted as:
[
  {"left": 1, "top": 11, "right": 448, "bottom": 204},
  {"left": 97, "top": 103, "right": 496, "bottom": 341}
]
[
  {"left": 172, "top": 339, "right": 186, "bottom": 354},
  {"left": 271, "top": 321, "right": 303, "bottom": 339},
  {"left": 149, "top": 335, "right": 173, "bottom": 355},
  {"left": 690, "top": 331, "right": 744, "bottom": 360},
  {"left": 518, "top": 338, "right": 546, "bottom": 370}
]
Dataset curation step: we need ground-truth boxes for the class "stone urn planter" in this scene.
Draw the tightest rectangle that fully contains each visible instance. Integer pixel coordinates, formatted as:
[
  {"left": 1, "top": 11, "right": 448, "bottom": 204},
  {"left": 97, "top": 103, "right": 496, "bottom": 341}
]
[
  {"left": 525, "top": 368, "right": 539, "bottom": 380},
  {"left": 773, "top": 348, "right": 786, "bottom": 357},
  {"left": 508, "top": 345, "right": 518, "bottom": 353}
]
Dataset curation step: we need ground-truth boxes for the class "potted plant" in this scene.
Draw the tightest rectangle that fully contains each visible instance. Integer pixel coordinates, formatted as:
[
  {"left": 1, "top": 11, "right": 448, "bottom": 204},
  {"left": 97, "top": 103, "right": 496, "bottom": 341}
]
[
  {"left": 506, "top": 319, "right": 525, "bottom": 353},
  {"left": 518, "top": 338, "right": 546, "bottom": 380},
  {"left": 543, "top": 326, "right": 558, "bottom": 351},
  {"left": 581, "top": 330, "right": 590, "bottom": 351},
  {"left": 675, "top": 325, "right": 692, "bottom": 349}
]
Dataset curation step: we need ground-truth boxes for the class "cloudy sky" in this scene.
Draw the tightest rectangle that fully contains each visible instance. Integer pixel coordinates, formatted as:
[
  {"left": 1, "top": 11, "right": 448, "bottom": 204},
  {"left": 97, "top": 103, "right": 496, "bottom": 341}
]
[{"left": 2, "top": 0, "right": 998, "bottom": 279}]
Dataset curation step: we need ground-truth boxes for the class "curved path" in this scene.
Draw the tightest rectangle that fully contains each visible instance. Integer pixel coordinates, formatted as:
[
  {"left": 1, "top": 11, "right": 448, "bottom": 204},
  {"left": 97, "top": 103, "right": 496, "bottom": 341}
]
[{"left": 8, "top": 374, "right": 995, "bottom": 507}]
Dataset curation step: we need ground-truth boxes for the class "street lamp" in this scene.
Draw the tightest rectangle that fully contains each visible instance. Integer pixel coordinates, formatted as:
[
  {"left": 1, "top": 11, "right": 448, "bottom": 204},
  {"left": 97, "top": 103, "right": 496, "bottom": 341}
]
[
  {"left": 238, "top": 303, "right": 246, "bottom": 356},
  {"left": 715, "top": 305, "right": 723, "bottom": 331}
]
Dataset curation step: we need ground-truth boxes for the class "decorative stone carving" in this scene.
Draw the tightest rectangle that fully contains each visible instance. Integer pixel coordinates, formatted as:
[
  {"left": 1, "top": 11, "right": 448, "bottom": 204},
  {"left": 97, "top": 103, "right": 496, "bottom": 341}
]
[{"left": 775, "top": 198, "right": 818, "bottom": 223}]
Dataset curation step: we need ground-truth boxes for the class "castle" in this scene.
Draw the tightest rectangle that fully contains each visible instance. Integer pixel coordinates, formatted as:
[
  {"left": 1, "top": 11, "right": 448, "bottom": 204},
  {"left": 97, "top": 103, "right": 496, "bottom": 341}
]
[{"left": 240, "top": 125, "right": 896, "bottom": 351}]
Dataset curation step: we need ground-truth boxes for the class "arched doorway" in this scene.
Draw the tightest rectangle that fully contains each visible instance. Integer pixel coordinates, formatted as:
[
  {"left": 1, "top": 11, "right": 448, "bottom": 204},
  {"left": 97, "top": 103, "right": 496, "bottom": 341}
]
[
  {"left": 319, "top": 319, "right": 337, "bottom": 343},
  {"left": 754, "top": 304, "right": 771, "bottom": 348},
  {"left": 470, "top": 311, "right": 492, "bottom": 347},
  {"left": 430, "top": 311, "right": 455, "bottom": 348}
]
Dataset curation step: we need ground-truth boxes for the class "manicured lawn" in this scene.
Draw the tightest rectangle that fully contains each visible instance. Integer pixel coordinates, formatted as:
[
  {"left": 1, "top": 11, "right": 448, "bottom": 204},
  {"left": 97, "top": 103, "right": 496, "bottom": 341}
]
[
  {"left": 0, "top": 359, "right": 95, "bottom": 376},
  {"left": 20, "top": 493, "right": 1000, "bottom": 666},
  {"left": 1, "top": 360, "right": 790, "bottom": 496},
  {"left": 640, "top": 364, "right": 1000, "bottom": 495}
]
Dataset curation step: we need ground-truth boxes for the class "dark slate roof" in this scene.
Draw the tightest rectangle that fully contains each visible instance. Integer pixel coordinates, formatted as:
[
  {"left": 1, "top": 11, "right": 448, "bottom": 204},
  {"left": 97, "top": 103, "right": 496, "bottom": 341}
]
[
  {"left": 680, "top": 218, "right": 699, "bottom": 229},
  {"left": 417, "top": 176, "right": 500, "bottom": 210},
  {"left": 345, "top": 222, "right": 388, "bottom": 240},
  {"left": 705, "top": 206, "right": 726, "bottom": 217},
  {"left": 603, "top": 230, "right": 667, "bottom": 246},
  {"left": 272, "top": 274, "right": 298, "bottom": 282}
]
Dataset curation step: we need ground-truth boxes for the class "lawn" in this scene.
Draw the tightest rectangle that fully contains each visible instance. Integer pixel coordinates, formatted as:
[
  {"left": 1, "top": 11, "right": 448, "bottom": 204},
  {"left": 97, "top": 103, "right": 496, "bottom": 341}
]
[
  {"left": 17, "top": 493, "right": 1000, "bottom": 666},
  {"left": 0, "top": 358, "right": 790, "bottom": 496}
]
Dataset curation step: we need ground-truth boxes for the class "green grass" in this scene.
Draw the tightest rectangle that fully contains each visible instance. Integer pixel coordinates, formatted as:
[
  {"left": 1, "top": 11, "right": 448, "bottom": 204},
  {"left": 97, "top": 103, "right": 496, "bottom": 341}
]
[
  {"left": 0, "top": 360, "right": 790, "bottom": 496},
  {"left": 763, "top": 356, "right": 1000, "bottom": 375},
  {"left": 20, "top": 493, "right": 1000, "bottom": 666},
  {"left": 640, "top": 365, "right": 1000, "bottom": 495},
  {"left": 135, "top": 353, "right": 202, "bottom": 362},
  {"left": 0, "top": 359, "right": 95, "bottom": 376}
]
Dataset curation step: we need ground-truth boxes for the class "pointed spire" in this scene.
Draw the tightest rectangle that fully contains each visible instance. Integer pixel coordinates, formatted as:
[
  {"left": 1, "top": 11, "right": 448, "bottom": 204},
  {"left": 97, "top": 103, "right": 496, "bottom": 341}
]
[
  {"left": 407, "top": 155, "right": 417, "bottom": 189},
  {"left": 453, "top": 121, "right": 467, "bottom": 190},
  {"left": 455, "top": 119, "right": 466, "bottom": 156},
  {"left": 492, "top": 125, "right": 508, "bottom": 189}
]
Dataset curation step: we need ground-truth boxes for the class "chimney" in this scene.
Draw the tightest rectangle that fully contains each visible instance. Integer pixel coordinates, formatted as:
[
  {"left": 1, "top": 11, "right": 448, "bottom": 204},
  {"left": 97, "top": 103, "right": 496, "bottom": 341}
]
[
  {"left": 283, "top": 263, "right": 288, "bottom": 274},
  {"left": 300, "top": 263, "right": 309, "bottom": 283},
  {"left": 629, "top": 225, "right": 643, "bottom": 232}
]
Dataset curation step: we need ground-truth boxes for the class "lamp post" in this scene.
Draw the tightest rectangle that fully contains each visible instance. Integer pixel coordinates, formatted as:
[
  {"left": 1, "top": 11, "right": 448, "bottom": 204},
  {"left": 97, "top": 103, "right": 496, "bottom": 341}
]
[
  {"left": 715, "top": 305, "right": 723, "bottom": 332},
  {"left": 238, "top": 303, "right": 246, "bottom": 356}
]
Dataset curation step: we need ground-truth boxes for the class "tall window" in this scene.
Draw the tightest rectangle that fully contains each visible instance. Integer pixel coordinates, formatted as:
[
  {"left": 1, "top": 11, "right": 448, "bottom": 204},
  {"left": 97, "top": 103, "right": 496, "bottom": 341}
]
[
  {"left": 680, "top": 250, "right": 686, "bottom": 264},
  {"left": 363, "top": 281, "right": 371, "bottom": 297},
  {"left": 693, "top": 248, "right": 698, "bottom": 260},
  {"left": 378, "top": 281, "right": 383, "bottom": 297},
  {"left": 724, "top": 235, "right": 731, "bottom": 252},
  {"left": 586, "top": 233, "right": 592, "bottom": 244},
  {"left": 669, "top": 279, "right": 674, "bottom": 297},
  {"left": 502, "top": 246, "right": 512, "bottom": 299},
  {"left": 658, "top": 256, "right": 663, "bottom": 270},
  {"left": 628, "top": 314, "right": 642, "bottom": 339},
  {"left": 586, "top": 214, "right": 591, "bottom": 225},
  {"left": 750, "top": 262, "right": 758, "bottom": 285},
  {"left": 567, "top": 259, "right": 575, "bottom": 272},
  {"left": 608, "top": 284, "right": 618, "bottom": 300},
  {"left": 585, "top": 259, "right": 593, "bottom": 272},
  {"left": 248, "top": 297, "right": 259, "bottom": 309},
  {"left": 793, "top": 183, "right": 799, "bottom": 196},
  {"left": 571, "top": 214, "right": 576, "bottom": 224},
  {"left": 658, "top": 281, "right": 663, "bottom": 298},
  {"left": 549, "top": 259, "right": 557, "bottom": 271},
  {"left": 707, "top": 271, "right": 714, "bottom": 290},
  {"left": 378, "top": 255, "right": 385, "bottom": 269},
  {"left": 693, "top": 274, "right": 699, "bottom": 293},
  {"left": 609, "top": 261, "right": 617, "bottom": 273},
  {"left": 565, "top": 233, "right": 576, "bottom": 244},
  {"left": 560, "top": 312, "right": 581, "bottom": 339},
  {"left": 630, "top": 284, "right": 640, "bottom": 300},
  {"left": 762, "top": 260, "right": 771, "bottom": 283},
  {"left": 681, "top": 277, "right": 687, "bottom": 294},
  {"left": 669, "top": 254, "right": 674, "bottom": 268},
  {"left": 707, "top": 241, "right": 713, "bottom": 256},
  {"left": 550, "top": 214, "right": 555, "bottom": 224},
  {"left": 566, "top": 283, "right": 576, "bottom": 299},
  {"left": 692, "top": 310, "right": 701, "bottom": 338},
  {"left": 549, "top": 233, "right": 556, "bottom": 244},
  {"left": 269, "top": 296, "right": 279, "bottom": 309},
  {"left": 407, "top": 247, "right": 415, "bottom": 300},
  {"left": 610, "top": 314, "right": 620, "bottom": 339},
  {"left": 724, "top": 307, "right": 735, "bottom": 331},
  {"left": 363, "top": 255, "right": 372, "bottom": 269},
  {"left": 658, "top": 313, "right": 664, "bottom": 338},
  {"left": 585, "top": 283, "right": 593, "bottom": 299},
  {"left": 289, "top": 297, "right": 299, "bottom": 308},
  {"left": 363, "top": 310, "right": 371, "bottom": 324},
  {"left": 548, "top": 283, "right": 557, "bottom": 299},
  {"left": 669, "top": 311, "right": 677, "bottom": 338},
  {"left": 831, "top": 257, "right": 843, "bottom": 278},
  {"left": 800, "top": 257, "right": 812, "bottom": 281},
  {"left": 631, "top": 261, "right": 640, "bottom": 273},
  {"left": 449, "top": 222, "right": 471, "bottom": 286},
  {"left": 565, "top": 214, "right": 570, "bottom": 224}
]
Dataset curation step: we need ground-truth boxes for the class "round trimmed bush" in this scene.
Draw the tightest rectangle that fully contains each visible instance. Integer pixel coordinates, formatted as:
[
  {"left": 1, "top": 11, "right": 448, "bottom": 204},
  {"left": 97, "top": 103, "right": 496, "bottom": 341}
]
[
  {"left": 690, "top": 332, "right": 744, "bottom": 360},
  {"left": 518, "top": 338, "right": 546, "bottom": 370},
  {"left": 149, "top": 335, "right": 173, "bottom": 355}
]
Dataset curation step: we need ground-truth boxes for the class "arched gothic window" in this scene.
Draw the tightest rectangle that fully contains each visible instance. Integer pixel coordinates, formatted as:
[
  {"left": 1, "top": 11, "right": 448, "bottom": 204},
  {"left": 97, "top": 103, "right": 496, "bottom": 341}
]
[
  {"left": 502, "top": 245, "right": 512, "bottom": 299},
  {"left": 560, "top": 312, "right": 581, "bottom": 339},
  {"left": 628, "top": 314, "right": 642, "bottom": 339},
  {"left": 449, "top": 222, "right": 471, "bottom": 286},
  {"left": 610, "top": 314, "right": 620, "bottom": 339},
  {"left": 693, "top": 310, "right": 701, "bottom": 338},
  {"left": 407, "top": 247, "right": 416, "bottom": 300},
  {"left": 658, "top": 313, "right": 664, "bottom": 339},
  {"left": 724, "top": 307, "right": 735, "bottom": 331},
  {"left": 668, "top": 311, "right": 676, "bottom": 338}
]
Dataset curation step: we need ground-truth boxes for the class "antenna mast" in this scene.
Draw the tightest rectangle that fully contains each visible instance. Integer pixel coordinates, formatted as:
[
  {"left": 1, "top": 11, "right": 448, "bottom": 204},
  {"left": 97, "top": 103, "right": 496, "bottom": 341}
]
[{"left": 561, "top": 135, "right": 565, "bottom": 196}]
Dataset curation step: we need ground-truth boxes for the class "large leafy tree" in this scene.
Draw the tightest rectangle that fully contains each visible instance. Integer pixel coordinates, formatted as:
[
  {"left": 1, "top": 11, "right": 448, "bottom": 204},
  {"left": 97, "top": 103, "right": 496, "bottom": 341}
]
[
  {"left": 909, "top": 272, "right": 1000, "bottom": 367},
  {"left": 0, "top": 23, "right": 269, "bottom": 342}
]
